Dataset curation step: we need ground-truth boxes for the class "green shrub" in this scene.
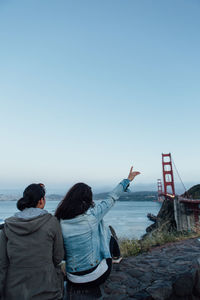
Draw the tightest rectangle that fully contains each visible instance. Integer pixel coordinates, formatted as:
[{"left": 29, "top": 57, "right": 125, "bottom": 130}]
[{"left": 119, "top": 229, "right": 200, "bottom": 257}]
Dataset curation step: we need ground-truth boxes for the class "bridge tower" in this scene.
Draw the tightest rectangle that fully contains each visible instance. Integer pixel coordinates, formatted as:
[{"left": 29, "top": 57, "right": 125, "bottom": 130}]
[
  {"left": 157, "top": 179, "right": 163, "bottom": 202},
  {"left": 162, "top": 153, "right": 175, "bottom": 196}
]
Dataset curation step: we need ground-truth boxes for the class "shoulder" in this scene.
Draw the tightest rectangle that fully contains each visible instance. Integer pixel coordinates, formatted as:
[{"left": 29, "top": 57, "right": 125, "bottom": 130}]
[
  {"left": 41, "top": 214, "right": 61, "bottom": 230},
  {"left": 47, "top": 215, "right": 60, "bottom": 226},
  {"left": 44, "top": 215, "right": 62, "bottom": 237}
]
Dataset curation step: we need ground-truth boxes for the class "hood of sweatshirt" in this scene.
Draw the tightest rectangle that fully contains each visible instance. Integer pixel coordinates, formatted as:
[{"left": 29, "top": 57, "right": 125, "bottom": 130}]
[{"left": 4, "top": 207, "right": 52, "bottom": 236}]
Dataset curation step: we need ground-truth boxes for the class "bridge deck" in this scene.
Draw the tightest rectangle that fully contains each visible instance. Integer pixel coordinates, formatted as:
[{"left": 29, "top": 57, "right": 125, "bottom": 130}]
[{"left": 178, "top": 196, "right": 200, "bottom": 204}]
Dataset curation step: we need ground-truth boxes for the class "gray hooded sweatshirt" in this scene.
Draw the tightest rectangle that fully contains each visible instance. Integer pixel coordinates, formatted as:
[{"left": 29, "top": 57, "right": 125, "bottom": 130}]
[{"left": 0, "top": 208, "right": 64, "bottom": 300}]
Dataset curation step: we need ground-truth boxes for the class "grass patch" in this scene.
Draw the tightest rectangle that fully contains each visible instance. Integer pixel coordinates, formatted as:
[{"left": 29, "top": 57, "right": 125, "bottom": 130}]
[{"left": 119, "top": 228, "right": 200, "bottom": 257}]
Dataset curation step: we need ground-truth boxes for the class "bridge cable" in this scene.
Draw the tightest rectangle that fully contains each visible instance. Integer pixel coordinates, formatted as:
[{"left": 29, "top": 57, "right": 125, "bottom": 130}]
[{"left": 172, "top": 157, "right": 188, "bottom": 194}]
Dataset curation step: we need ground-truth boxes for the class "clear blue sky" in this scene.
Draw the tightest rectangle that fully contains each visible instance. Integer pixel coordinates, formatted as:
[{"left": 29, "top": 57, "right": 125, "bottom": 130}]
[{"left": 0, "top": 0, "right": 199, "bottom": 192}]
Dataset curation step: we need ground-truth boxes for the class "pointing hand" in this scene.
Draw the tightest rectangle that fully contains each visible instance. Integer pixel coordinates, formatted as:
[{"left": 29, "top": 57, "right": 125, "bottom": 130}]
[{"left": 127, "top": 166, "right": 140, "bottom": 182}]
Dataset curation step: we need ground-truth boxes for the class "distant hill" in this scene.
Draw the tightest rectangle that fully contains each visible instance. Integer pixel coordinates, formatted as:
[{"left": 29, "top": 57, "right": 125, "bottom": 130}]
[
  {"left": 94, "top": 191, "right": 157, "bottom": 201},
  {"left": 0, "top": 191, "right": 158, "bottom": 202},
  {"left": 0, "top": 194, "right": 64, "bottom": 202},
  {"left": 0, "top": 194, "right": 18, "bottom": 201},
  {"left": 46, "top": 194, "right": 63, "bottom": 201}
]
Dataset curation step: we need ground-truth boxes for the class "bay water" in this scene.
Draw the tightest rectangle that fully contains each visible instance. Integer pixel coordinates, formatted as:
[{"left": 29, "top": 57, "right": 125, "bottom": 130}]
[{"left": 0, "top": 200, "right": 161, "bottom": 239}]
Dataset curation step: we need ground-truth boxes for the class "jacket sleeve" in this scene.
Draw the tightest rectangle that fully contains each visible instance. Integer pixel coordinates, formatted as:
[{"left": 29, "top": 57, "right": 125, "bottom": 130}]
[
  {"left": 0, "top": 230, "right": 8, "bottom": 298},
  {"left": 90, "top": 179, "right": 130, "bottom": 222},
  {"left": 53, "top": 218, "right": 65, "bottom": 266}
]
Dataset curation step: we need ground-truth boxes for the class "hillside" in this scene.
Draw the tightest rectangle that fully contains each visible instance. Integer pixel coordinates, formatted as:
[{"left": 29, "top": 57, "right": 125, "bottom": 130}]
[
  {"left": 94, "top": 191, "right": 157, "bottom": 201},
  {"left": 0, "top": 191, "right": 157, "bottom": 202}
]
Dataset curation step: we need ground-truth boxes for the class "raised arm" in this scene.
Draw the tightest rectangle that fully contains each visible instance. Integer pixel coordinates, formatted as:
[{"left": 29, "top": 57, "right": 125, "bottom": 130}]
[{"left": 91, "top": 166, "right": 140, "bottom": 221}]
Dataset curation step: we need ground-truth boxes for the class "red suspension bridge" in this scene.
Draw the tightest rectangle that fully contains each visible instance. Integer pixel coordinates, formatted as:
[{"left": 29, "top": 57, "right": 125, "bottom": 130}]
[{"left": 157, "top": 153, "right": 200, "bottom": 227}]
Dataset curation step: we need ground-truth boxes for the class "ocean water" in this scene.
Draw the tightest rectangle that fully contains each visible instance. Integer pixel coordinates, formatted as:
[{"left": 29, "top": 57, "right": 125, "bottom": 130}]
[{"left": 0, "top": 200, "right": 161, "bottom": 238}]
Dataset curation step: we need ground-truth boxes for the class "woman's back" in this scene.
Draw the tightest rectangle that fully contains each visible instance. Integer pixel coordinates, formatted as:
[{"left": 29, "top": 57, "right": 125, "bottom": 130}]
[
  {"left": 60, "top": 209, "right": 111, "bottom": 273},
  {"left": 0, "top": 208, "right": 64, "bottom": 300},
  {"left": 5, "top": 209, "right": 62, "bottom": 267}
]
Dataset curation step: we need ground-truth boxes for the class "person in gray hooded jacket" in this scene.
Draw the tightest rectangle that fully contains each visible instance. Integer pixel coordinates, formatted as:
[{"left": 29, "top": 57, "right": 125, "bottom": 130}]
[{"left": 0, "top": 183, "right": 64, "bottom": 300}]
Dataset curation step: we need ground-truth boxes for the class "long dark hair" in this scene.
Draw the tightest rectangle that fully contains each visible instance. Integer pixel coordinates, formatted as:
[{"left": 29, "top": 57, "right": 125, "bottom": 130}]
[
  {"left": 55, "top": 183, "right": 94, "bottom": 220},
  {"left": 17, "top": 183, "right": 46, "bottom": 211}
]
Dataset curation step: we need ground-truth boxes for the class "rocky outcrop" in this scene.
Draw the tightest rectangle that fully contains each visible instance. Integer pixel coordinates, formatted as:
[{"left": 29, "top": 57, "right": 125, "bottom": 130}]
[
  {"left": 145, "top": 185, "right": 200, "bottom": 236},
  {"left": 147, "top": 214, "right": 157, "bottom": 223},
  {"left": 145, "top": 198, "right": 176, "bottom": 235},
  {"left": 101, "top": 238, "right": 200, "bottom": 299}
]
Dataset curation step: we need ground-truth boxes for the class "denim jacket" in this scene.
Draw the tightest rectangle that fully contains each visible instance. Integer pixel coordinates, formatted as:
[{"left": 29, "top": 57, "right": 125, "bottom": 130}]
[{"left": 60, "top": 179, "right": 130, "bottom": 273}]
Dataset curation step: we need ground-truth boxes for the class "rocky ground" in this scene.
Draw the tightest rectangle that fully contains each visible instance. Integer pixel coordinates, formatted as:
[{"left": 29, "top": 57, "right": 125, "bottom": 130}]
[{"left": 101, "top": 238, "right": 200, "bottom": 300}]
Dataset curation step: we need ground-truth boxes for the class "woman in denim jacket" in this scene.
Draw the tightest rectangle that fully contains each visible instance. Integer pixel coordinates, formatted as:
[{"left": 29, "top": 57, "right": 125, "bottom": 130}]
[{"left": 55, "top": 167, "right": 140, "bottom": 296}]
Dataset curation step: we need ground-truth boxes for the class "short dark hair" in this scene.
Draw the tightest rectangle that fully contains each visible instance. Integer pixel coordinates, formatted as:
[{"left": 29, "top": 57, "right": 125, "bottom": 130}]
[
  {"left": 17, "top": 183, "right": 46, "bottom": 211},
  {"left": 55, "top": 183, "right": 94, "bottom": 220}
]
